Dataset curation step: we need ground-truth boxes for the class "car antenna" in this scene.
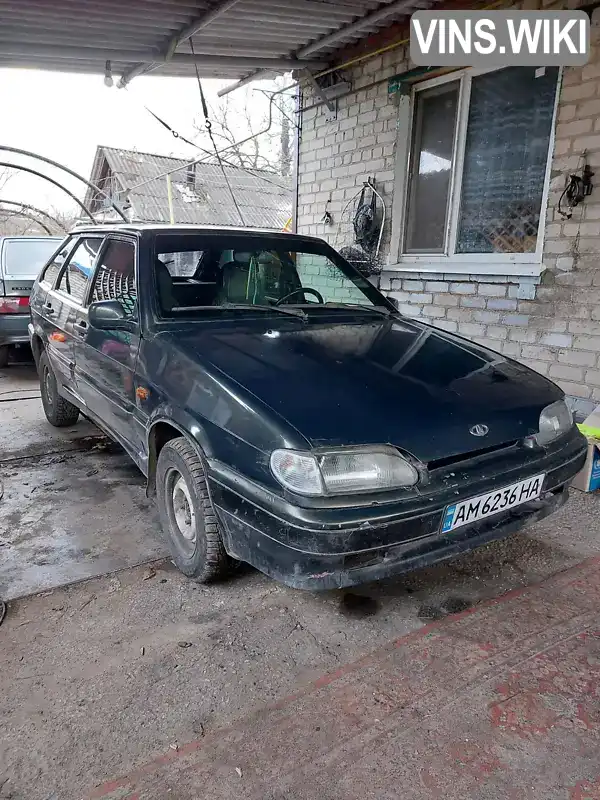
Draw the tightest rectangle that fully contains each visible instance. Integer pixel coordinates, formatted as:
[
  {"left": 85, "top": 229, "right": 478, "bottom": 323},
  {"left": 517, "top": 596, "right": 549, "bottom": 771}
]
[{"left": 190, "top": 40, "right": 246, "bottom": 227}]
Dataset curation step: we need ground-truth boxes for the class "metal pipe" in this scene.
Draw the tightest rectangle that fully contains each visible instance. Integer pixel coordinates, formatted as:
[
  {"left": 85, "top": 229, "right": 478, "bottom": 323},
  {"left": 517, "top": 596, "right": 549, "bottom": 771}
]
[
  {"left": 0, "top": 199, "right": 67, "bottom": 231},
  {"left": 0, "top": 42, "right": 327, "bottom": 70},
  {"left": 217, "top": 72, "right": 260, "bottom": 98},
  {"left": 167, "top": 0, "right": 243, "bottom": 55},
  {"left": 166, "top": 175, "right": 175, "bottom": 224},
  {"left": 0, "top": 208, "right": 52, "bottom": 235},
  {"left": 0, "top": 145, "right": 127, "bottom": 221},
  {"left": 0, "top": 162, "right": 95, "bottom": 222},
  {"left": 291, "top": 86, "right": 301, "bottom": 234},
  {"left": 218, "top": 0, "right": 420, "bottom": 96},
  {"left": 119, "top": 0, "right": 243, "bottom": 87},
  {"left": 297, "top": 0, "right": 418, "bottom": 57},
  {"left": 121, "top": 84, "right": 294, "bottom": 196}
]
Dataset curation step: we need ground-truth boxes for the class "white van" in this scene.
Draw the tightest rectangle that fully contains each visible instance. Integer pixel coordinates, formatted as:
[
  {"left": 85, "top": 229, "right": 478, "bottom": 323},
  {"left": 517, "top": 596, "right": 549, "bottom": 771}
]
[{"left": 0, "top": 235, "right": 62, "bottom": 366}]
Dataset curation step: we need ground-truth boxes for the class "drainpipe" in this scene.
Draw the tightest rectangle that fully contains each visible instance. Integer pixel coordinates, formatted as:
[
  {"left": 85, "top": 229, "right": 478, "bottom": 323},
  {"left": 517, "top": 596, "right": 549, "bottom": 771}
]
[{"left": 291, "top": 85, "right": 301, "bottom": 234}]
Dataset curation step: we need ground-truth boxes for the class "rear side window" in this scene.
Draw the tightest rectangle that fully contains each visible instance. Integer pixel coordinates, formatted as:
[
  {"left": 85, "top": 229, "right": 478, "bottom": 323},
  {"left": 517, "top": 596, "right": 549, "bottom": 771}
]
[
  {"left": 40, "top": 237, "right": 74, "bottom": 286},
  {"left": 90, "top": 239, "right": 137, "bottom": 318},
  {"left": 56, "top": 237, "right": 103, "bottom": 304}
]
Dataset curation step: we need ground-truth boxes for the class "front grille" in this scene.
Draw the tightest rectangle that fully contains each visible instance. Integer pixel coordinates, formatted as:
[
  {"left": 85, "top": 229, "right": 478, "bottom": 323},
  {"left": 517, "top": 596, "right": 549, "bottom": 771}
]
[{"left": 428, "top": 440, "right": 519, "bottom": 472}]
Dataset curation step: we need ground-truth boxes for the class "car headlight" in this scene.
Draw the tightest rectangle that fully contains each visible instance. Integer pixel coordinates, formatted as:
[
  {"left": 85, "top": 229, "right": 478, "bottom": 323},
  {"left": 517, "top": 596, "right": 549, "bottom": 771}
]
[
  {"left": 270, "top": 447, "right": 419, "bottom": 496},
  {"left": 535, "top": 400, "right": 573, "bottom": 446}
]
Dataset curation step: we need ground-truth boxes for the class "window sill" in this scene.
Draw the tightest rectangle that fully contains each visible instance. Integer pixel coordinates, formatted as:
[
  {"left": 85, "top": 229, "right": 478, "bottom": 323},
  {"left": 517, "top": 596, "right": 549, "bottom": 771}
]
[{"left": 386, "top": 260, "right": 546, "bottom": 278}]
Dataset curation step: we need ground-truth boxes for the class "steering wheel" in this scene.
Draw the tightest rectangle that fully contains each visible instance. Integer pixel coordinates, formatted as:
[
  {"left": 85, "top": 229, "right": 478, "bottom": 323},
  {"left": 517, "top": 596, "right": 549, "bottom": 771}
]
[{"left": 275, "top": 287, "right": 324, "bottom": 305}]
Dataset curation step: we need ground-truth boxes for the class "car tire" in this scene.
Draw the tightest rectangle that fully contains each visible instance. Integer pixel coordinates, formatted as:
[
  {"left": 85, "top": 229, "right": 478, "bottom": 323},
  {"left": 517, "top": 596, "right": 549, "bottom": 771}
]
[
  {"left": 156, "top": 437, "right": 231, "bottom": 583},
  {"left": 0, "top": 346, "right": 8, "bottom": 368},
  {"left": 39, "top": 351, "right": 80, "bottom": 427}
]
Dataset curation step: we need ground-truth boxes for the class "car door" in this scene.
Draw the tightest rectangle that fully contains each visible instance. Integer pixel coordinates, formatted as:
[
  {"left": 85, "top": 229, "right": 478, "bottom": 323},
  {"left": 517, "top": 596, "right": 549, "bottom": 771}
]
[
  {"left": 73, "top": 236, "right": 143, "bottom": 460},
  {"left": 37, "top": 236, "right": 102, "bottom": 395}
]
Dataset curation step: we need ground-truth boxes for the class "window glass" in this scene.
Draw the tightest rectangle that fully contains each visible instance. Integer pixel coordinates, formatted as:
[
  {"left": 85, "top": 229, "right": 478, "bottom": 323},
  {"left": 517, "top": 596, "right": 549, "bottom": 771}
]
[
  {"left": 56, "top": 237, "right": 101, "bottom": 303},
  {"left": 158, "top": 250, "right": 204, "bottom": 277},
  {"left": 403, "top": 66, "right": 558, "bottom": 257},
  {"left": 294, "top": 253, "right": 371, "bottom": 304},
  {"left": 153, "top": 234, "right": 382, "bottom": 318},
  {"left": 4, "top": 238, "right": 63, "bottom": 278},
  {"left": 457, "top": 66, "right": 558, "bottom": 254},
  {"left": 405, "top": 82, "right": 459, "bottom": 253},
  {"left": 91, "top": 239, "right": 137, "bottom": 318},
  {"left": 41, "top": 237, "right": 74, "bottom": 286}
]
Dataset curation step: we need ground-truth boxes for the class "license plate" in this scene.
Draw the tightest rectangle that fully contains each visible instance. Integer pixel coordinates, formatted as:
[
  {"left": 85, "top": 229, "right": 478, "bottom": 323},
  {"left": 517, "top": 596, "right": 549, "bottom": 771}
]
[{"left": 441, "top": 473, "right": 546, "bottom": 534}]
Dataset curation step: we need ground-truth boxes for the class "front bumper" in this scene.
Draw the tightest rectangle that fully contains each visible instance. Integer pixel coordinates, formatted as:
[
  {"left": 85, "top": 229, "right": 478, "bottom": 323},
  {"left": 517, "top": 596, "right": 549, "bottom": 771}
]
[
  {"left": 209, "top": 429, "right": 587, "bottom": 590},
  {"left": 0, "top": 313, "right": 30, "bottom": 347}
]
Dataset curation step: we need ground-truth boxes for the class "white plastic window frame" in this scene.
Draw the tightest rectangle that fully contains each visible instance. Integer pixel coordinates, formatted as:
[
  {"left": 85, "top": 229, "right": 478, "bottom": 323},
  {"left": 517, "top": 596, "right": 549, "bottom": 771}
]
[{"left": 389, "top": 65, "right": 562, "bottom": 277}]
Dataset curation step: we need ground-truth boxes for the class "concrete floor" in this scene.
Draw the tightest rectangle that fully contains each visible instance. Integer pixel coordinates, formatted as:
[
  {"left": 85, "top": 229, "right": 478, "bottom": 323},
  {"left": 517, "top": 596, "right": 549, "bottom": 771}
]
[
  {"left": 1, "top": 359, "right": 600, "bottom": 799},
  {"left": 0, "top": 362, "right": 166, "bottom": 600}
]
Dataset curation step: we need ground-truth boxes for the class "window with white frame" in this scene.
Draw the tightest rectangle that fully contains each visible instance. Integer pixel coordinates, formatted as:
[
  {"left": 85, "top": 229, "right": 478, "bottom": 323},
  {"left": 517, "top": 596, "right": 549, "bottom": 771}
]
[{"left": 400, "top": 65, "right": 559, "bottom": 267}]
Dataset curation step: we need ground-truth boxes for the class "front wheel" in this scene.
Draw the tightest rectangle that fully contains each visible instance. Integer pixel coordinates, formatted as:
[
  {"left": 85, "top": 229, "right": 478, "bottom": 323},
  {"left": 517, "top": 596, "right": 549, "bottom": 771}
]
[
  {"left": 156, "top": 437, "right": 231, "bottom": 583},
  {"left": 39, "top": 351, "right": 79, "bottom": 427}
]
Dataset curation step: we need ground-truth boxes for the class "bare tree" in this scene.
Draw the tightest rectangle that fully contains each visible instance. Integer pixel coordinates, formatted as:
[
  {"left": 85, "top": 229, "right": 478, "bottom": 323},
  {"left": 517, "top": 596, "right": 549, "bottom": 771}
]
[
  {"left": 193, "top": 83, "right": 295, "bottom": 176},
  {"left": 0, "top": 209, "right": 48, "bottom": 236},
  {"left": 0, "top": 167, "right": 12, "bottom": 194},
  {"left": 0, "top": 197, "right": 77, "bottom": 236}
]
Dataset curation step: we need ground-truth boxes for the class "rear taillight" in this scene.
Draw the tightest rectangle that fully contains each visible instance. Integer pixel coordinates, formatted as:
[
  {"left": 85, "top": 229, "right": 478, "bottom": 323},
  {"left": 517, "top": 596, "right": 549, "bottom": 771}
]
[{"left": 0, "top": 296, "right": 29, "bottom": 314}]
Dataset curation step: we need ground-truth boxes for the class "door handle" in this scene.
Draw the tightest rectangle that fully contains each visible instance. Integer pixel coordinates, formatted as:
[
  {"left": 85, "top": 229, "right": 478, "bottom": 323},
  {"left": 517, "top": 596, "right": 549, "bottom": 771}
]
[
  {"left": 42, "top": 303, "right": 55, "bottom": 316},
  {"left": 73, "top": 320, "right": 88, "bottom": 335}
]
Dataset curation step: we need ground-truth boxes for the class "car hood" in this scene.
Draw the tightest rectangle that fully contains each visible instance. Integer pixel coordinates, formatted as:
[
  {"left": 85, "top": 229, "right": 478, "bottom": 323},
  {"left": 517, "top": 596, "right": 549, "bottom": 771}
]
[{"left": 165, "top": 316, "right": 562, "bottom": 464}]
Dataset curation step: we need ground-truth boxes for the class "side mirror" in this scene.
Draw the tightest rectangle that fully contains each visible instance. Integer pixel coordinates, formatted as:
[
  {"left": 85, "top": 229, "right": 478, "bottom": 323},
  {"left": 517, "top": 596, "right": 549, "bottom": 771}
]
[
  {"left": 388, "top": 296, "right": 399, "bottom": 311},
  {"left": 88, "top": 300, "right": 134, "bottom": 331}
]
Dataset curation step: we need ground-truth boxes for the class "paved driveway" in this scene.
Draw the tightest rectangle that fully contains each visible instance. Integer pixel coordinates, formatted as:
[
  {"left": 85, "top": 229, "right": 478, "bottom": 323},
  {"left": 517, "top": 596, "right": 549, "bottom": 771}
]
[
  {"left": 1, "top": 359, "right": 600, "bottom": 799},
  {"left": 0, "top": 362, "right": 166, "bottom": 600}
]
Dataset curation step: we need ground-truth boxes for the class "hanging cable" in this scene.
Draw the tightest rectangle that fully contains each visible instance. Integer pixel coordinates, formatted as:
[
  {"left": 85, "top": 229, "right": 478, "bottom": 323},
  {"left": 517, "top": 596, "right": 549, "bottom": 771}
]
[
  {"left": 138, "top": 101, "right": 287, "bottom": 189},
  {"left": 189, "top": 40, "right": 245, "bottom": 226},
  {"left": 119, "top": 83, "right": 293, "bottom": 197}
]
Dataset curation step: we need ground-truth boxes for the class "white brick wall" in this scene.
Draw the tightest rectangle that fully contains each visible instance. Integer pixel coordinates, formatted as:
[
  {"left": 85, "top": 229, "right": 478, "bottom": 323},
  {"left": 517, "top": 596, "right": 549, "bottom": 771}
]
[{"left": 296, "top": 6, "right": 600, "bottom": 411}]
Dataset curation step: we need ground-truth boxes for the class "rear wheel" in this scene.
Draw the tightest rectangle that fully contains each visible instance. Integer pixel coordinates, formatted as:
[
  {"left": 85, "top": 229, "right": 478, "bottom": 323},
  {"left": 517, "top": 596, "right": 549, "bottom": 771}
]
[
  {"left": 0, "top": 346, "right": 8, "bottom": 368},
  {"left": 39, "top": 351, "right": 79, "bottom": 427},
  {"left": 156, "top": 437, "right": 231, "bottom": 583}
]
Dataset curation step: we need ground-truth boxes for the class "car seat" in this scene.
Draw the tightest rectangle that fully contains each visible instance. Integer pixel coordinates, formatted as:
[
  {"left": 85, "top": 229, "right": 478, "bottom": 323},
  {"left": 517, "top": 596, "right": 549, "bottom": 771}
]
[
  {"left": 155, "top": 258, "right": 176, "bottom": 313},
  {"left": 217, "top": 253, "right": 254, "bottom": 304}
]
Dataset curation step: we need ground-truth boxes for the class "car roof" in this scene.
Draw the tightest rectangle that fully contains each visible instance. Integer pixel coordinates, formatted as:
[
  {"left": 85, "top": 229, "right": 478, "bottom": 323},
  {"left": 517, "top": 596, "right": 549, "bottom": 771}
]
[
  {"left": 0, "top": 235, "right": 62, "bottom": 241},
  {"left": 69, "top": 223, "right": 326, "bottom": 245}
]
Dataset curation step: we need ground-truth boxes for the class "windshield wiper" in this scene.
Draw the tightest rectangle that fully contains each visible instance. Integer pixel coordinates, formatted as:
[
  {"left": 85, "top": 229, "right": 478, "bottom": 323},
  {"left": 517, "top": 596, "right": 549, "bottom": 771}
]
[
  {"left": 220, "top": 303, "right": 307, "bottom": 320},
  {"left": 317, "top": 302, "right": 394, "bottom": 317}
]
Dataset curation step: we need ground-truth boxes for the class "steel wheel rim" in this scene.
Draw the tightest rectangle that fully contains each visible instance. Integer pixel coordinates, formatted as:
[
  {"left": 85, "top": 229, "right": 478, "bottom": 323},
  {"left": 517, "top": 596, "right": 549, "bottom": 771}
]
[
  {"left": 165, "top": 468, "right": 197, "bottom": 556},
  {"left": 43, "top": 365, "right": 53, "bottom": 408}
]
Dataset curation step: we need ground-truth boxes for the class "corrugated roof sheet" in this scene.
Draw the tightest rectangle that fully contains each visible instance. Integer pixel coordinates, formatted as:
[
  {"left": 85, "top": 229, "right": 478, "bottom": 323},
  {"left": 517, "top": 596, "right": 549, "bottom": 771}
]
[
  {"left": 0, "top": 0, "right": 433, "bottom": 81},
  {"left": 88, "top": 146, "right": 292, "bottom": 229}
]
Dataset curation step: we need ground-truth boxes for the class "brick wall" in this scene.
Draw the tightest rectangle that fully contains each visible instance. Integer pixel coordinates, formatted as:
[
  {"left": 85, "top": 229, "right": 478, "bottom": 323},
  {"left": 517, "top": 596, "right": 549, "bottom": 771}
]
[{"left": 296, "top": 6, "right": 600, "bottom": 414}]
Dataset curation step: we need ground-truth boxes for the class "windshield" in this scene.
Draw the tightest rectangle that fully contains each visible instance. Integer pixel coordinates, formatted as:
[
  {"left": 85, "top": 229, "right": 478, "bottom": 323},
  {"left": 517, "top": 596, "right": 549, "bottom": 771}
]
[
  {"left": 154, "top": 234, "right": 386, "bottom": 318},
  {"left": 3, "top": 238, "right": 62, "bottom": 277}
]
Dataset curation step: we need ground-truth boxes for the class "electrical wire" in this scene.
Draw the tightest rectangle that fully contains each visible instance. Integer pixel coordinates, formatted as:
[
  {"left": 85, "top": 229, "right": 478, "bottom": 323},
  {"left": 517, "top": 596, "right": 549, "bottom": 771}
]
[
  {"left": 119, "top": 83, "right": 294, "bottom": 197},
  {"left": 190, "top": 39, "right": 245, "bottom": 226},
  {"left": 254, "top": 88, "right": 299, "bottom": 130},
  {"left": 139, "top": 104, "right": 289, "bottom": 190}
]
